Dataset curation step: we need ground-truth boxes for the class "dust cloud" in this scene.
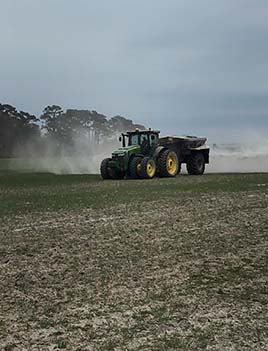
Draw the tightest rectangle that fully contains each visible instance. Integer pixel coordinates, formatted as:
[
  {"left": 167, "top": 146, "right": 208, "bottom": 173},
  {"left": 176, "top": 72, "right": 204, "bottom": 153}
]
[
  {"left": 207, "top": 147, "right": 268, "bottom": 173},
  {"left": 9, "top": 133, "right": 119, "bottom": 174},
  {"left": 9, "top": 130, "right": 268, "bottom": 174},
  {"left": 207, "top": 131, "right": 268, "bottom": 173}
]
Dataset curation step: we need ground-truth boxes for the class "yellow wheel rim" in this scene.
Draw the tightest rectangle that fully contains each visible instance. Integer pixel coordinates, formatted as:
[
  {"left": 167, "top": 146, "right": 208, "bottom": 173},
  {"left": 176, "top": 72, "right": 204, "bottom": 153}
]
[
  {"left": 167, "top": 152, "right": 178, "bottom": 176},
  {"left": 147, "top": 160, "right": 156, "bottom": 178},
  {"left": 137, "top": 163, "right": 142, "bottom": 173}
]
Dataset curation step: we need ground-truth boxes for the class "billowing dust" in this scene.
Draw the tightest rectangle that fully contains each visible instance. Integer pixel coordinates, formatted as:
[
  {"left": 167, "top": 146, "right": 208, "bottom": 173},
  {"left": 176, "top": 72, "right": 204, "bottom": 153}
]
[
  {"left": 9, "top": 134, "right": 119, "bottom": 174},
  {"left": 207, "top": 132, "right": 268, "bottom": 173},
  {"left": 8, "top": 130, "right": 268, "bottom": 174}
]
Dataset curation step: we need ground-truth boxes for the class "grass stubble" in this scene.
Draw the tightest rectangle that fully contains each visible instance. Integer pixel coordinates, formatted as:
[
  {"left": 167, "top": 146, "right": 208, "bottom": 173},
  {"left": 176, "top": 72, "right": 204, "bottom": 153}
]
[{"left": 0, "top": 171, "right": 268, "bottom": 350}]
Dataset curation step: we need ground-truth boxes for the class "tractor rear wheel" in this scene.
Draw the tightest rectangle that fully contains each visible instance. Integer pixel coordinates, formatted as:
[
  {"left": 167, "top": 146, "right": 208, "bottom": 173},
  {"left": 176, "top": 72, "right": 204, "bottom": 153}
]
[
  {"left": 129, "top": 156, "right": 142, "bottom": 179},
  {"left": 140, "top": 157, "right": 156, "bottom": 179},
  {"left": 158, "top": 150, "right": 179, "bottom": 177},
  {"left": 186, "top": 153, "right": 205, "bottom": 175},
  {"left": 100, "top": 158, "right": 112, "bottom": 179}
]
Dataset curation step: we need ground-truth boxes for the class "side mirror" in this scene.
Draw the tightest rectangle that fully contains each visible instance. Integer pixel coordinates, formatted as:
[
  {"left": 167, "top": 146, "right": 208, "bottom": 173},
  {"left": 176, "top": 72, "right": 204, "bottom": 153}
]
[{"left": 119, "top": 136, "right": 122, "bottom": 142}]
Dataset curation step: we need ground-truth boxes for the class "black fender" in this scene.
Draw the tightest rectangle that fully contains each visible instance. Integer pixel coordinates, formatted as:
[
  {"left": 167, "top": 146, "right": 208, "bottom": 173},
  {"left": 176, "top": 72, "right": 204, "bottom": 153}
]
[
  {"left": 128, "top": 153, "right": 144, "bottom": 163},
  {"left": 153, "top": 146, "right": 166, "bottom": 160}
]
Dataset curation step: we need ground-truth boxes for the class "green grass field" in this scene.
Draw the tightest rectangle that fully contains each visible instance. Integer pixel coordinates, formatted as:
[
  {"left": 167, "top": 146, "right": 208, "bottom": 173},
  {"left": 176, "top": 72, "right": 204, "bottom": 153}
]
[{"left": 1, "top": 168, "right": 268, "bottom": 350}]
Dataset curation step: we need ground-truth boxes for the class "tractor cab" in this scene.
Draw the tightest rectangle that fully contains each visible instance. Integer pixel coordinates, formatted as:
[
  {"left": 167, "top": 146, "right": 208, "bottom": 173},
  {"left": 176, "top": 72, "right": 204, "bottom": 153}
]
[{"left": 120, "top": 129, "right": 160, "bottom": 154}]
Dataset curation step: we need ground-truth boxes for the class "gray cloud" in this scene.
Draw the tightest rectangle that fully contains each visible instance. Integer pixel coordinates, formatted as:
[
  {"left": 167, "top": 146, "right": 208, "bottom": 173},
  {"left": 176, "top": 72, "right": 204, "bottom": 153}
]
[{"left": 0, "top": 0, "right": 268, "bottom": 136}]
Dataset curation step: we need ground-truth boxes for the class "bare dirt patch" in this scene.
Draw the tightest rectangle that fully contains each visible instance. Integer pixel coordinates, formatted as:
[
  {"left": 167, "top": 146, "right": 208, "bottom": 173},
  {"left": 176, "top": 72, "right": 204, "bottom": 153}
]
[{"left": 1, "top": 175, "right": 268, "bottom": 350}]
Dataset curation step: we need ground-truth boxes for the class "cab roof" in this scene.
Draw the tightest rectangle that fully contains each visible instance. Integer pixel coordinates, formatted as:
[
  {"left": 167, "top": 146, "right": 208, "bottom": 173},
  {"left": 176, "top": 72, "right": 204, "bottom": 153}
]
[{"left": 125, "top": 129, "right": 160, "bottom": 135}]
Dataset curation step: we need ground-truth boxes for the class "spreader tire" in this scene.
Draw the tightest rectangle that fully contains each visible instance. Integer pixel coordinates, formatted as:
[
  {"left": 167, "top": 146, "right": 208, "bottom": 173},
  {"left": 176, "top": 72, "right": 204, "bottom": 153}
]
[
  {"left": 129, "top": 156, "right": 142, "bottom": 179},
  {"left": 158, "top": 150, "right": 179, "bottom": 177},
  {"left": 100, "top": 158, "right": 112, "bottom": 179},
  {"left": 186, "top": 153, "right": 205, "bottom": 175},
  {"left": 140, "top": 157, "right": 156, "bottom": 179}
]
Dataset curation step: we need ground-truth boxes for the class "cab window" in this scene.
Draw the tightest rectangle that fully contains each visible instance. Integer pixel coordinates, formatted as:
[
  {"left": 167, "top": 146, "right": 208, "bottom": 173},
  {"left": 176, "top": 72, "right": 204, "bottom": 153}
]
[
  {"left": 129, "top": 134, "right": 139, "bottom": 146},
  {"left": 140, "top": 134, "right": 148, "bottom": 144},
  {"left": 149, "top": 134, "right": 157, "bottom": 144}
]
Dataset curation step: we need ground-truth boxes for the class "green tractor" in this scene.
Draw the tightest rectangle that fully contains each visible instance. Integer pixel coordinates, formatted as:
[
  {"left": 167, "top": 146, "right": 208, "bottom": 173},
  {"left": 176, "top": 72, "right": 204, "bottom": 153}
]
[{"left": 100, "top": 129, "right": 210, "bottom": 180}]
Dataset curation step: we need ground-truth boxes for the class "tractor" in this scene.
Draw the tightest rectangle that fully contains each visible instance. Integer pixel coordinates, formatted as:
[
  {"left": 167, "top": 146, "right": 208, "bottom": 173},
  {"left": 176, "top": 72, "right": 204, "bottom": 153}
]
[{"left": 100, "top": 129, "right": 210, "bottom": 180}]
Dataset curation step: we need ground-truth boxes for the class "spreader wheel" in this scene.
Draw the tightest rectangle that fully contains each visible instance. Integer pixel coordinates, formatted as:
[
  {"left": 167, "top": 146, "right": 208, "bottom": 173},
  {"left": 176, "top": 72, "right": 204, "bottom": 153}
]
[{"left": 186, "top": 153, "right": 205, "bottom": 175}]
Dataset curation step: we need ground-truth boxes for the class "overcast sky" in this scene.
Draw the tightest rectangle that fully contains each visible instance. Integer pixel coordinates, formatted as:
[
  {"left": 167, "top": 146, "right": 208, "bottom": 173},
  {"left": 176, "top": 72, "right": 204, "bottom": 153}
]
[{"left": 0, "top": 0, "right": 268, "bottom": 137}]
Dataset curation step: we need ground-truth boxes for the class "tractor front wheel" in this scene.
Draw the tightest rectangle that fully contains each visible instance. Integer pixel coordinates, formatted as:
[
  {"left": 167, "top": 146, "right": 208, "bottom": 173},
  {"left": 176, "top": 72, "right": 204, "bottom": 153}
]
[
  {"left": 140, "top": 157, "right": 156, "bottom": 179},
  {"left": 111, "top": 171, "right": 125, "bottom": 180},
  {"left": 100, "top": 158, "right": 112, "bottom": 179}
]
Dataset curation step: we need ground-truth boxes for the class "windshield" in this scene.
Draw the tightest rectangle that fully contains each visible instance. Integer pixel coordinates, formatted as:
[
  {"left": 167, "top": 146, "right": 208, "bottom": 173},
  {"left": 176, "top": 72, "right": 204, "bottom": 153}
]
[
  {"left": 128, "top": 133, "right": 157, "bottom": 146},
  {"left": 129, "top": 134, "right": 139, "bottom": 145}
]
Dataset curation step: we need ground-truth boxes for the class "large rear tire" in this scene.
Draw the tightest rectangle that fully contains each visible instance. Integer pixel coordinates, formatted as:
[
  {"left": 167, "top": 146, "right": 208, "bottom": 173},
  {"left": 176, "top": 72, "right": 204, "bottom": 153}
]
[
  {"left": 158, "top": 150, "right": 179, "bottom": 177},
  {"left": 140, "top": 157, "right": 156, "bottom": 179},
  {"left": 100, "top": 158, "right": 112, "bottom": 179},
  {"left": 129, "top": 156, "right": 142, "bottom": 179},
  {"left": 186, "top": 153, "right": 205, "bottom": 175}
]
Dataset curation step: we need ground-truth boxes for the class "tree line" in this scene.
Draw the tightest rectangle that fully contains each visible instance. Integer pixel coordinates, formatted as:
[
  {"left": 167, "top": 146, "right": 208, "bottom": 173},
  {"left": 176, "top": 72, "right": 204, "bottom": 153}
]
[{"left": 0, "top": 103, "right": 145, "bottom": 157}]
